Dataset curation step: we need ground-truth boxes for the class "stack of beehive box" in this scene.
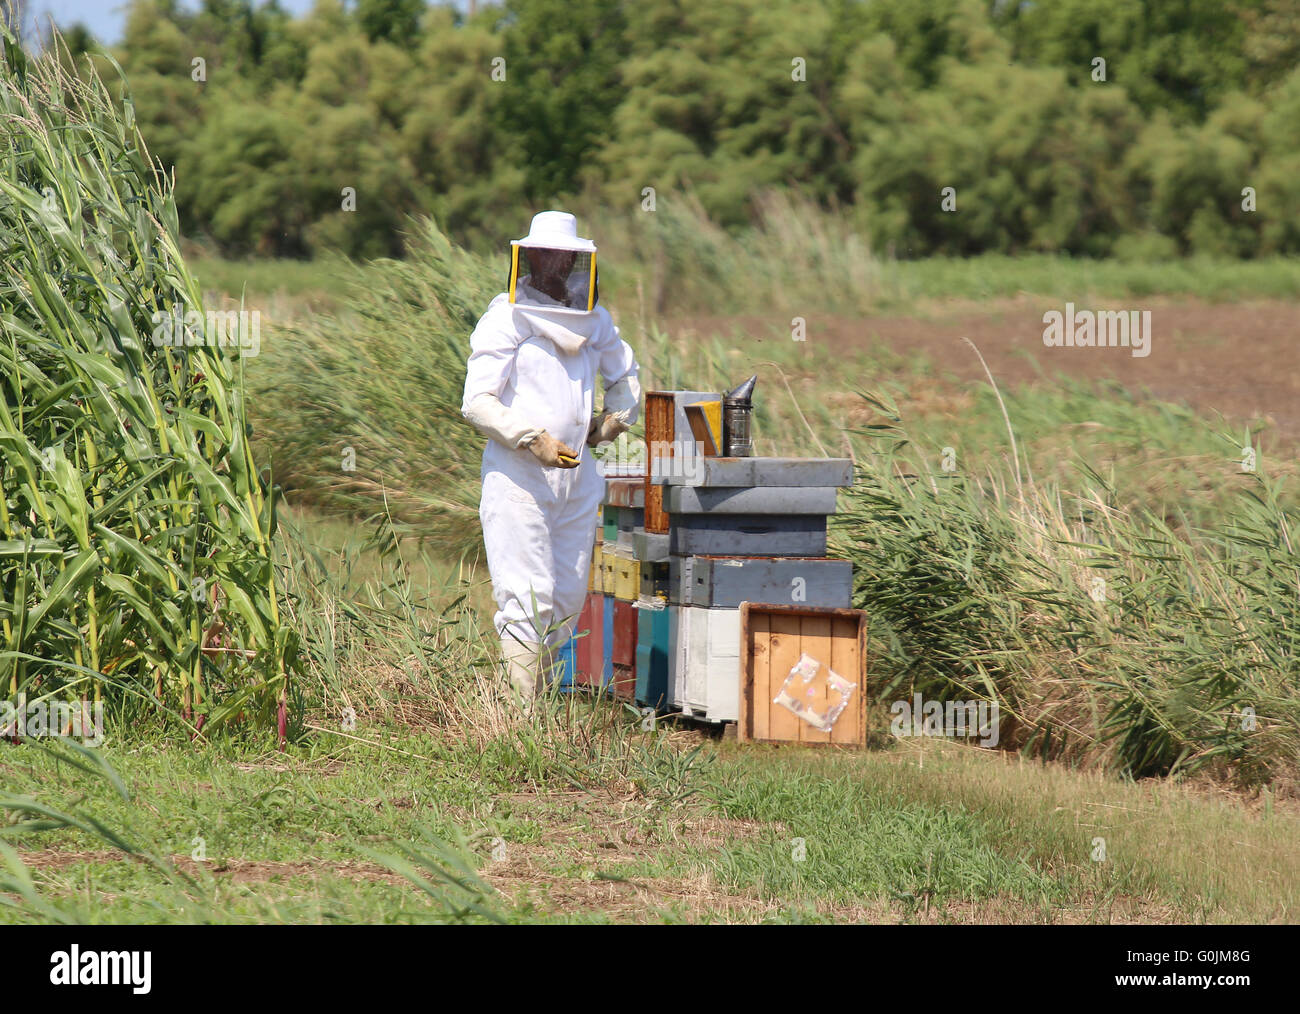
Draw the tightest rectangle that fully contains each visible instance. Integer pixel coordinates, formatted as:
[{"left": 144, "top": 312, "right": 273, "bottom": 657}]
[
  {"left": 569, "top": 388, "right": 860, "bottom": 739},
  {"left": 658, "top": 456, "right": 854, "bottom": 722}
]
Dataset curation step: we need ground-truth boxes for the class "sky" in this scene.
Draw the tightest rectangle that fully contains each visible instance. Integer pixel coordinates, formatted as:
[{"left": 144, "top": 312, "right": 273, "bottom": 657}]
[{"left": 26, "top": 1, "right": 323, "bottom": 46}]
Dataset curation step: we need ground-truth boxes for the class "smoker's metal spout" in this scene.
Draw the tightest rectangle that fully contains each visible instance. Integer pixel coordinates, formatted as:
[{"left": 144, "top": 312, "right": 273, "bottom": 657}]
[{"left": 724, "top": 374, "right": 757, "bottom": 405}]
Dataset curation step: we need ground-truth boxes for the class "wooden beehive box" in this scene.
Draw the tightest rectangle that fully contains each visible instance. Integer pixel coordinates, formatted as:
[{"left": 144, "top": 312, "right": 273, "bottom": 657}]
[
  {"left": 644, "top": 392, "right": 674, "bottom": 534},
  {"left": 634, "top": 600, "right": 671, "bottom": 711},
  {"left": 574, "top": 593, "right": 604, "bottom": 689},
  {"left": 610, "top": 599, "right": 638, "bottom": 699},
  {"left": 601, "top": 544, "right": 640, "bottom": 602},
  {"left": 738, "top": 603, "right": 866, "bottom": 747},
  {"left": 644, "top": 389, "right": 721, "bottom": 533}
]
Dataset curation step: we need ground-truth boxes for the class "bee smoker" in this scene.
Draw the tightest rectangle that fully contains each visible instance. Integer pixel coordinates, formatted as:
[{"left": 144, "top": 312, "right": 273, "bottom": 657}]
[{"left": 722, "top": 374, "right": 757, "bottom": 457}]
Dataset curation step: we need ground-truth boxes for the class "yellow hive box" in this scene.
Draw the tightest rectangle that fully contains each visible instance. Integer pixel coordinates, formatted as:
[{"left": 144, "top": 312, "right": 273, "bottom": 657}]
[
  {"left": 589, "top": 544, "right": 605, "bottom": 594},
  {"left": 603, "top": 545, "right": 640, "bottom": 602}
]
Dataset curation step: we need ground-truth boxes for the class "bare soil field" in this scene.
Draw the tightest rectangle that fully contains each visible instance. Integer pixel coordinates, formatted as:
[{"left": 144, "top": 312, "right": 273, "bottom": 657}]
[{"left": 670, "top": 298, "right": 1300, "bottom": 446}]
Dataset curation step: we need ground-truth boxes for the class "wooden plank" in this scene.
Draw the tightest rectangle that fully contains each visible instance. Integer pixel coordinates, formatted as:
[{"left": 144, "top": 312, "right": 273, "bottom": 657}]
[
  {"left": 797, "top": 614, "right": 834, "bottom": 745},
  {"left": 612, "top": 599, "right": 637, "bottom": 666},
  {"left": 613, "top": 556, "right": 639, "bottom": 602},
  {"left": 668, "top": 555, "right": 686, "bottom": 605},
  {"left": 644, "top": 392, "right": 676, "bottom": 533},
  {"left": 684, "top": 605, "right": 711, "bottom": 711},
  {"left": 683, "top": 400, "right": 722, "bottom": 455},
  {"left": 668, "top": 605, "right": 688, "bottom": 709},
  {"left": 556, "top": 637, "right": 577, "bottom": 692},
  {"left": 653, "top": 457, "right": 854, "bottom": 488},
  {"left": 671, "top": 513, "right": 828, "bottom": 537},
  {"left": 634, "top": 603, "right": 671, "bottom": 711},
  {"left": 600, "top": 594, "right": 614, "bottom": 692},
  {"left": 589, "top": 544, "right": 604, "bottom": 594},
  {"left": 635, "top": 607, "right": 653, "bottom": 705},
  {"left": 575, "top": 594, "right": 593, "bottom": 687},
  {"left": 670, "top": 517, "right": 827, "bottom": 557},
  {"left": 829, "top": 614, "right": 865, "bottom": 746},
  {"left": 738, "top": 605, "right": 755, "bottom": 740},
  {"left": 599, "top": 551, "right": 616, "bottom": 596},
  {"left": 611, "top": 662, "right": 636, "bottom": 701},
  {"left": 766, "top": 612, "right": 804, "bottom": 743},
  {"left": 651, "top": 606, "right": 671, "bottom": 710},
  {"left": 586, "top": 594, "right": 605, "bottom": 689},
  {"left": 750, "top": 608, "right": 771, "bottom": 740},
  {"left": 665, "top": 485, "right": 840, "bottom": 515}
]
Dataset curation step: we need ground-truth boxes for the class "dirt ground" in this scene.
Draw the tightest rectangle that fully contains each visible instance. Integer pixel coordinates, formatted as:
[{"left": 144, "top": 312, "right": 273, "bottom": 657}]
[{"left": 669, "top": 297, "right": 1300, "bottom": 447}]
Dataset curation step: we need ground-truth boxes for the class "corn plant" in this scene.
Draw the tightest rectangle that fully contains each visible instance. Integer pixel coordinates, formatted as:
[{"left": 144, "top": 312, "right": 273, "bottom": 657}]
[{"left": 0, "top": 31, "right": 295, "bottom": 740}]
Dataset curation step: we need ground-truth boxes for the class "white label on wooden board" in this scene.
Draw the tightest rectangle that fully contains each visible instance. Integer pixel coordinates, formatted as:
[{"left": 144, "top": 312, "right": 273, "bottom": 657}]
[{"left": 771, "top": 652, "right": 857, "bottom": 732}]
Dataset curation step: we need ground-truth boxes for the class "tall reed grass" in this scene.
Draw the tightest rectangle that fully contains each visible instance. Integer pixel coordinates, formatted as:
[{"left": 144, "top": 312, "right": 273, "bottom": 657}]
[
  {"left": 0, "top": 32, "right": 291, "bottom": 738},
  {"left": 248, "top": 220, "right": 498, "bottom": 557},
  {"left": 834, "top": 392, "right": 1299, "bottom": 785}
]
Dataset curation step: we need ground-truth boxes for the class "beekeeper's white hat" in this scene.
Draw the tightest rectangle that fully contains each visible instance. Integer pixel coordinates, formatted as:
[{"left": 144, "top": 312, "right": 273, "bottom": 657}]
[{"left": 514, "top": 211, "right": 596, "bottom": 253}]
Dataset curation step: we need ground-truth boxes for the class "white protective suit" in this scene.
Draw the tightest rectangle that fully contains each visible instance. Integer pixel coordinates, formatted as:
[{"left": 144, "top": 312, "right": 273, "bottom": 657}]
[{"left": 461, "top": 278, "right": 640, "bottom": 697}]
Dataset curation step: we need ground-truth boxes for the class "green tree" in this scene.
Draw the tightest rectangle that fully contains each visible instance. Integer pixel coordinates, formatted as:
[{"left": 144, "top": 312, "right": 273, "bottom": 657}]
[
  {"left": 400, "top": 7, "right": 526, "bottom": 246},
  {"left": 603, "top": 0, "right": 865, "bottom": 226},
  {"left": 356, "top": 0, "right": 425, "bottom": 46},
  {"left": 180, "top": 96, "right": 310, "bottom": 254},
  {"left": 854, "top": 56, "right": 1141, "bottom": 256},
  {"left": 498, "top": 0, "right": 630, "bottom": 202},
  {"left": 992, "top": 0, "right": 1253, "bottom": 123}
]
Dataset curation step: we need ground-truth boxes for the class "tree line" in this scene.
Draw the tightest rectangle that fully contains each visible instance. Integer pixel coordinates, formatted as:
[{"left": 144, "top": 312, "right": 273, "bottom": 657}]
[{"left": 60, "top": 0, "right": 1300, "bottom": 259}]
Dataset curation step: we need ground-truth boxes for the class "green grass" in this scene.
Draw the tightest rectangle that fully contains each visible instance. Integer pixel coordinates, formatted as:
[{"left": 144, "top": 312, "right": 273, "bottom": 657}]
[
  {"left": 2, "top": 495, "right": 1292, "bottom": 924},
  {"left": 3, "top": 506, "right": 1292, "bottom": 924},
  {"left": 3, "top": 728, "right": 1293, "bottom": 923},
  {"left": 186, "top": 249, "right": 354, "bottom": 320}
]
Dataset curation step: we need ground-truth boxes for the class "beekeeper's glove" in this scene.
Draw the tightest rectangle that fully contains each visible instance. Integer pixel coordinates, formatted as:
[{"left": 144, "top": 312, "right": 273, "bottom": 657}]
[
  {"left": 524, "top": 430, "right": 580, "bottom": 468},
  {"left": 587, "top": 371, "right": 641, "bottom": 446},
  {"left": 586, "top": 409, "right": 626, "bottom": 447}
]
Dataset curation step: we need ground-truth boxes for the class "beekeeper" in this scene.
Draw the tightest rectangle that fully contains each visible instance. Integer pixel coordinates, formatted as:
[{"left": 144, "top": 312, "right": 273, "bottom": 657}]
[{"left": 461, "top": 211, "right": 641, "bottom": 706}]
